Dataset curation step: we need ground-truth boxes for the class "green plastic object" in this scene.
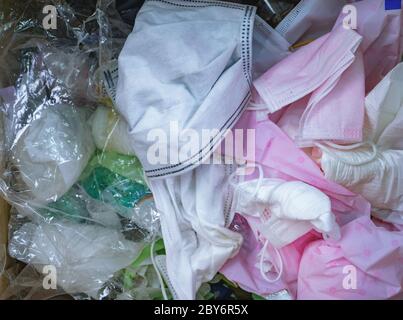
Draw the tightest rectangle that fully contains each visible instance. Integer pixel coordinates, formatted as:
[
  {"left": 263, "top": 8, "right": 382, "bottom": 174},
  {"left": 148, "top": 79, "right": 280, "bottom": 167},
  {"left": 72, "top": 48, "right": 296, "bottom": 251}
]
[
  {"left": 122, "top": 239, "right": 168, "bottom": 300},
  {"left": 81, "top": 150, "right": 147, "bottom": 185},
  {"left": 79, "top": 150, "right": 151, "bottom": 209},
  {"left": 80, "top": 166, "right": 150, "bottom": 208},
  {"left": 40, "top": 185, "right": 89, "bottom": 222}
]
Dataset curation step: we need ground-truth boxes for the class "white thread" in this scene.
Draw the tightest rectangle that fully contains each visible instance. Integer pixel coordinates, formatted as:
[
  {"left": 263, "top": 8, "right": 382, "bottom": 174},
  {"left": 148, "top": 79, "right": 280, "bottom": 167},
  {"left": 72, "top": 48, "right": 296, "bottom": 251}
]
[
  {"left": 150, "top": 240, "right": 169, "bottom": 300},
  {"left": 259, "top": 239, "right": 283, "bottom": 283},
  {"left": 229, "top": 163, "right": 284, "bottom": 283},
  {"left": 228, "top": 163, "right": 264, "bottom": 199},
  {"left": 315, "top": 141, "right": 378, "bottom": 166},
  {"left": 264, "top": 0, "right": 276, "bottom": 14},
  {"left": 247, "top": 101, "right": 268, "bottom": 111}
]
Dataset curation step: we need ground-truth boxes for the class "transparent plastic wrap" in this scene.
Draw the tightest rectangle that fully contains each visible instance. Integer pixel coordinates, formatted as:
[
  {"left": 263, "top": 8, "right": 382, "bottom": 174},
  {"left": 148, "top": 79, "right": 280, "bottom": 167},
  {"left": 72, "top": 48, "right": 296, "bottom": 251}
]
[
  {"left": 255, "top": 0, "right": 301, "bottom": 27},
  {"left": 7, "top": 210, "right": 145, "bottom": 298},
  {"left": 115, "top": 0, "right": 145, "bottom": 26},
  {"left": 6, "top": 209, "right": 246, "bottom": 300},
  {"left": 0, "top": 0, "right": 131, "bottom": 104},
  {"left": 0, "top": 0, "right": 163, "bottom": 300},
  {"left": 0, "top": 262, "right": 72, "bottom": 300}
]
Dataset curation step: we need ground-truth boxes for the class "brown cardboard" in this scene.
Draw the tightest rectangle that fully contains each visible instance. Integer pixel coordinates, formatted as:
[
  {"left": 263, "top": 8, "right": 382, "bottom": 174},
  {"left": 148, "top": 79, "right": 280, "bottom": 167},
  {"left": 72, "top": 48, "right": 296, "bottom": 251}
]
[{"left": 0, "top": 197, "right": 11, "bottom": 296}]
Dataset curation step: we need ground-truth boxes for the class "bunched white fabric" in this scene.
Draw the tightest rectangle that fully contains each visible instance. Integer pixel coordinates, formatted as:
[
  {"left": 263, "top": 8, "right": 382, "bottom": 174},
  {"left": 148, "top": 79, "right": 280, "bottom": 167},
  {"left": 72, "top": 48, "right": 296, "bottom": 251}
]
[{"left": 116, "top": 0, "right": 256, "bottom": 179}]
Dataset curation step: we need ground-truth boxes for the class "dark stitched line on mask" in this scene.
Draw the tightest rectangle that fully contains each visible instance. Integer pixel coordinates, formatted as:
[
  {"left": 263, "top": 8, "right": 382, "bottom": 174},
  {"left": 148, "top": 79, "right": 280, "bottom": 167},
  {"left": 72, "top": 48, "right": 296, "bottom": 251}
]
[
  {"left": 148, "top": 1, "right": 254, "bottom": 77},
  {"left": 241, "top": 9, "right": 248, "bottom": 84},
  {"left": 156, "top": 256, "right": 180, "bottom": 299},
  {"left": 144, "top": 4, "right": 255, "bottom": 176},
  {"left": 147, "top": 94, "right": 250, "bottom": 178},
  {"left": 241, "top": 6, "right": 253, "bottom": 87},
  {"left": 275, "top": 0, "right": 304, "bottom": 35},
  {"left": 223, "top": 162, "right": 230, "bottom": 222},
  {"left": 145, "top": 92, "right": 250, "bottom": 174},
  {"left": 223, "top": 175, "right": 229, "bottom": 220},
  {"left": 223, "top": 163, "right": 235, "bottom": 227},
  {"left": 147, "top": 99, "right": 250, "bottom": 177},
  {"left": 246, "top": 7, "right": 253, "bottom": 85},
  {"left": 147, "top": 0, "right": 245, "bottom": 10}
]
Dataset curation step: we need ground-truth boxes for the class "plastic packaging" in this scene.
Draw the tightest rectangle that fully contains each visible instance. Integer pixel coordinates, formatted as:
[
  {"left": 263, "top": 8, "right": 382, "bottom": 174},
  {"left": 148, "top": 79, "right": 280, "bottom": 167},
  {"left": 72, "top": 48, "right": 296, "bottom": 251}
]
[
  {"left": 11, "top": 103, "right": 95, "bottom": 204},
  {"left": 90, "top": 105, "right": 137, "bottom": 155},
  {"left": 8, "top": 211, "right": 144, "bottom": 298},
  {"left": 0, "top": 262, "right": 72, "bottom": 300},
  {"left": 0, "top": 0, "right": 163, "bottom": 300},
  {"left": 78, "top": 150, "right": 159, "bottom": 238},
  {"left": 256, "top": 0, "right": 301, "bottom": 27}
]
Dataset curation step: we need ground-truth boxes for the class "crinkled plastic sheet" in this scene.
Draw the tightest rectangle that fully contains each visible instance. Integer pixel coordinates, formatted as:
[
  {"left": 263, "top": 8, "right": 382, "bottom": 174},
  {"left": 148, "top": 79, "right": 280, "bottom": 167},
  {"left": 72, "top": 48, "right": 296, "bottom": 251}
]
[
  {"left": 6, "top": 210, "right": 245, "bottom": 300},
  {"left": 0, "top": 262, "right": 71, "bottom": 300},
  {"left": 0, "top": 0, "right": 162, "bottom": 300}
]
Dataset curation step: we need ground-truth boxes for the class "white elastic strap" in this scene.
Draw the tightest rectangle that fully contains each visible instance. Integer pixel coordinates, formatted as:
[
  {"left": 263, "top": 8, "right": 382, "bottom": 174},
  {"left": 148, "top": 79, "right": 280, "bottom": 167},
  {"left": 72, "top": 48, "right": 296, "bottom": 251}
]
[
  {"left": 101, "top": 115, "right": 120, "bottom": 155},
  {"left": 315, "top": 141, "right": 378, "bottom": 166},
  {"left": 247, "top": 101, "right": 268, "bottom": 111},
  {"left": 150, "top": 240, "right": 169, "bottom": 300},
  {"left": 263, "top": 0, "right": 276, "bottom": 14},
  {"left": 228, "top": 163, "right": 283, "bottom": 283},
  {"left": 259, "top": 239, "right": 283, "bottom": 283},
  {"left": 0, "top": 245, "right": 6, "bottom": 275},
  {"left": 252, "top": 164, "right": 264, "bottom": 198},
  {"left": 228, "top": 163, "right": 264, "bottom": 199}
]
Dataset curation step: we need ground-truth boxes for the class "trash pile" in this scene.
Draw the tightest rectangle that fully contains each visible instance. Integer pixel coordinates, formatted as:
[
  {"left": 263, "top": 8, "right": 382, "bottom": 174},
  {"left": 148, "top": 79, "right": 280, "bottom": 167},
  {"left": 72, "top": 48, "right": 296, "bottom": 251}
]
[{"left": 0, "top": 0, "right": 402, "bottom": 300}]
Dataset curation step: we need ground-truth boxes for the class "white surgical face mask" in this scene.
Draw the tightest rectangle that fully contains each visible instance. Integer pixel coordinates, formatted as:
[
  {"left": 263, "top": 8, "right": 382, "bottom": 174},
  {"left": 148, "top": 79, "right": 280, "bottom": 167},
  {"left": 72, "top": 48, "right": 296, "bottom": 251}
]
[
  {"left": 275, "top": 0, "right": 347, "bottom": 46},
  {"left": 365, "top": 63, "right": 403, "bottom": 149},
  {"left": 149, "top": 162, "right": 242, "bottom": 300},
  {"left": 320, "top": 143, "right": 403, "bottom": 214},
  {"left": 228, "top": 164, "right": 340, "bottom": 283},
  {"left": 116, "top": 0, "right": 256, "bottom": 179},
  {"left": 230, "top": 166, "right": 340, "bottom": 248},
  {"left": 252, "top": 15, "right": 291, "bottom": 80},
  {"left": 319, "top": 64, "right": 403, "bottom": 222}
]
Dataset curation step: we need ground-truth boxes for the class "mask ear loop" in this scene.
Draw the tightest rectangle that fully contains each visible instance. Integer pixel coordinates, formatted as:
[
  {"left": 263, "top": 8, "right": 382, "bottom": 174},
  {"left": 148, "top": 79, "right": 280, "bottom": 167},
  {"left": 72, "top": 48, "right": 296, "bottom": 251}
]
[
  {"left": 228, "top": 162, "right": 283, "bottom": 282},
  {"left": 259, "top": 239, "right": 284, "bottom": 283},
  {"left": 251, "top": 164, "right": 264, "bottom": 198},
  {"left": 263, "top": 0, "right": 276, "bottom": 14},
  {"left": 257, "top": 179, "right": 288, "bottom": 284},
  {"left": 314, "top": 141, "right": 378, "bottom": 166},
  {"left": 150, "top": 239, "right": 169, "bottom": 300},
  {"left": 247, "top": 101, "right": 268, "bottom": 111},
  {"left": 228, "top": 163, "right": 264, "bottom": 199}
]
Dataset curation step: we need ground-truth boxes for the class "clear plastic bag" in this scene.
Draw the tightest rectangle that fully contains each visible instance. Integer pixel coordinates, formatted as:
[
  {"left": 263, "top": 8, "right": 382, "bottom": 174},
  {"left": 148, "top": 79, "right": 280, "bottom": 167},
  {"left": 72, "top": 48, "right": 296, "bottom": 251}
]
[
  {"left": 0, "top": 262, "right": 73, "bottom": 300},
  {"left": 0, "top": 0, "right": 162, "bottom": 300},
  {"left": 8, "top": 210, "right": 145, "bottom": 298}
]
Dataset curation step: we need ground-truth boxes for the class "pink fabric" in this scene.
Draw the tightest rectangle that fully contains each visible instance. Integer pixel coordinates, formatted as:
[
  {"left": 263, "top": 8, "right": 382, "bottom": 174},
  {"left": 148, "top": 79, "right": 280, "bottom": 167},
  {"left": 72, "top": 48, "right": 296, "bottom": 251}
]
[
  {"left": 334, "top": 0, "right": 403, "bottom": 93},
  {"left": 298, "top": 50, "right": 365, "bottom": 142},
  {"left": 219, "top": 111, "right": 371, "bottom": 298},
  {"left": 253, "top": 27, "right": 361, "bottom": 115},
  {"left": 229, "top": 111, "right": 370, "bottom": 226},
  {"left": 254, "top": 0, "right": 403, "bottom": 144},
  {"left": 222, "top": 214, "right": 319, "bottom": 299},
  {"left": 298, "top": 216, "right": 403, "bottom": 300},
  {"left": 253, "top": 26, "right": 363, "bottom": 144}
]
